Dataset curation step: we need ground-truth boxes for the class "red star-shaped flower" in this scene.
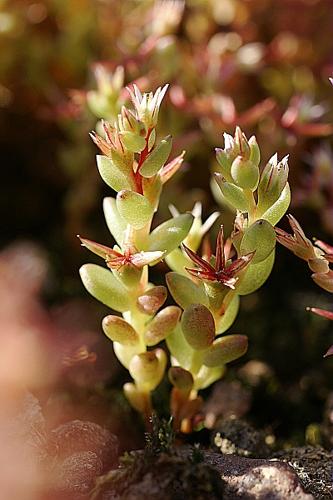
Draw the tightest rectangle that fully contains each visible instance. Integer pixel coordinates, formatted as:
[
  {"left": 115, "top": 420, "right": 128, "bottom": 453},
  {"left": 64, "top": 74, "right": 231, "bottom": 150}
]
[{"left": 182, "top": 226, "right": 254, "bottom": 289}]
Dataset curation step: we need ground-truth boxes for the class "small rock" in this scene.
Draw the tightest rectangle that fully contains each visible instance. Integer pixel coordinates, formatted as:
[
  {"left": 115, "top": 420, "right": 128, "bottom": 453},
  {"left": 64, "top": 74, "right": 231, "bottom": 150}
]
[
  {"left": 274, "top": 446, "right": 333, "bottom": 499},
  {"left": 49, "top": 419, "right": 118, "bottom": 470},
  {"left": 53, "top": 450, "right": 103, "bottom": 498},
  {"left": 204, "top": 450, "right": 313, "bottom": 499}
]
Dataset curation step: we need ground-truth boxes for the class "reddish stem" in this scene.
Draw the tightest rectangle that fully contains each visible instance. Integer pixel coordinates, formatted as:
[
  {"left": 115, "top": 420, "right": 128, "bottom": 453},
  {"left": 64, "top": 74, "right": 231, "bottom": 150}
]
[{"left": 134, "top": 128, "right": 153, "bottom": 194}]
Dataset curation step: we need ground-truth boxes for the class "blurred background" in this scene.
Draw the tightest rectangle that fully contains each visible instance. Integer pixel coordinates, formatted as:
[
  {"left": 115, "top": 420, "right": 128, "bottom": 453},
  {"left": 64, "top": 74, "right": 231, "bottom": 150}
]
[{"left": 1, "top": 0, "right": 333, "bottom": 485}]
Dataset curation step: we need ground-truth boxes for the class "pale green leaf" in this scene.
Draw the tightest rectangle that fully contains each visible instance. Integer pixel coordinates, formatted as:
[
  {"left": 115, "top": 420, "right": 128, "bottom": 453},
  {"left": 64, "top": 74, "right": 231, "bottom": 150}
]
[
  {"left": 140, "top": 136, "right": 172, "bottom": 178},
  {"left": 166, "top": 272, "right": 208, "bottom": 309},
  {"left": 260, "top": 183, "right": 291, "bottom": 226},
  {"left": 103, "top": 197, "right": 127, "bottom": 247},
  {"left": 146, "top": 214, "right": 193, "bottom": 254},
  {"left": 215, "top": 293, "right": 240, "bottom": 334},
  {"left": 79, "top": 263, "right": 132, "bottom": 312},
  {"left": 202, "top": 334, "right": 248, "bottom": 367},
  {"left": 97, "top": 155, "right": 135, "bottom": 192},
  {"left": 116, "top": 190, "right": 154, "bottom": 229},
  {"left": 236, "top": 250, "right": 275, "bottom": 295}
]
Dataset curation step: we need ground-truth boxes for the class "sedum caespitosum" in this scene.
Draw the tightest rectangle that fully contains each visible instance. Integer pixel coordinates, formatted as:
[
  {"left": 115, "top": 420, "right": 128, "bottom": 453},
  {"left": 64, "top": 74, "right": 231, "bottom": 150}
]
[
  {"left": 80, "top": 95, "right": 292, "bottom": 432},
  {"left": 80, "top": 84, "right": 192, "bottom": 423},
  {"left": 164, "top": 127, "right": 291, "bottom": 432}
]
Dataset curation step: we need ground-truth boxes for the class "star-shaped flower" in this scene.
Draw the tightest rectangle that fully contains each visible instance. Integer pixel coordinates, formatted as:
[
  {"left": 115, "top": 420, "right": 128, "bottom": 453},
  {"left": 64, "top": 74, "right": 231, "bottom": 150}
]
[
  {"left": 78, "top": 237, "right": 164, "bottom": 271},
  {"left": 182, "top": 226, "right": 254, "bottom": 289}
]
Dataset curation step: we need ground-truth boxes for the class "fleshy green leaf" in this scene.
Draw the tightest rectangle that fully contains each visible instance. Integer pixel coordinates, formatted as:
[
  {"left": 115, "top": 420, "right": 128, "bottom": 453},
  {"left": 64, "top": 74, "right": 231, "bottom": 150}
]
[
  {"left": 260, "top": 183, "right": 291, "bottom": 226},
  {"left": 193, "top": 365, "right": 225, "bottom": 390},
  {"left": 140, "top": 136, "right": 172, "bottom": 178},
  {"left": 236, "top": 250, "right": 275, "bottom": 295},
  {"left": 257, "top": 155, "right": 289, "bottom": 213},
  {"left": 148, "top": 128, "right": 156, "bottom": 150},
  {"left": 103, "top": 197, "right": 127, "bottom": 247},
  {"left": 129, "top": 348, "right": 167, "bottom": 391},
  {"left": 167, "top": 323, "right": 195, "bottom": 370},
  {"left": 123, "top": 382, "right": 149, "bottom": 413},
  {"left": 202, "top": 334, "right": 248, "bottom": 367},
  {"left": 116, "top": 190, "right": 154, "bottom": 229},
  {"left": 210, "top": 177, "right": 225, "bottom": 206},
  {"left": 165, "top": 248, "right": 192, "bottom": 275},
  {"left": 215, "top": 293, "right": 240, "bottom": 334},
  {"left": 230, "top": 156, "right": 259, "bottom": 190},
  {"left": 215, "top": 148, "right": 232, "bottom": 179},
  {"left": 166, "top": 272, "right": 208, "bottom": 309},
  {"left": 79, "top": 263, "right": 132, "bottom": 312},
  {"left": 131, "top": 251, "right": 165, "bottom": 267},
  {"left": 146, "top": 214, "right": 194, "bottom": 254},
  {"left": 214, "top": 173, "right": 249, "bottom": 211},
  {"left": 249, "top": 136, "right": 260, "bottom": 168},
  {"left": 240, "top": 219, "right": 276, "bottom": 264},
  {"left": 144, "top": 306, "right": 181, "bottom": 346},
  {"left": 113, "top": 341, "right": 144, "bottom": 369},
  {"left": 181, "top": 304, "right": 215, "bottom": 350},
  {"left": 142, "top": 176, "right": 162, "bottom": 209},
  {"left": 96, "top": 155, "right": 135, "bottom": 192},
  {"left": 102, "top": 315, "right": 140, "bottom": 346},
  {"left": 120, "top": 131, "right": 146, "bottom": 152},
  {"left": 136, "top": 285, "right": 167, "bottom": 315}
]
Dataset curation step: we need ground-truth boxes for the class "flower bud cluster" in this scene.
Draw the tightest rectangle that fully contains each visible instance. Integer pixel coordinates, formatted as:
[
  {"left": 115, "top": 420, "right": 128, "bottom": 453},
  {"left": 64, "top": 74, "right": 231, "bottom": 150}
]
[
  {"left": 212, "top": 127, "right": 291, "bottom": 295},
  {"left": 212, "top": 128, "right": 290, "bottom": 297},
  {"left": 214, "top": 127, "right": 290, "bottom": 227}
]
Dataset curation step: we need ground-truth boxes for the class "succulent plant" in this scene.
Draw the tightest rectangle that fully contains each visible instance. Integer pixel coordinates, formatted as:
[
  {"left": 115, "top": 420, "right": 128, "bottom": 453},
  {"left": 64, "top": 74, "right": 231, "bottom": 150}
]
[
  {"left": 79, "top": 84, "right": 291, "bottom": 432},
  {"left": 80, "top": 85, "right": 192, "bottom": 425},
  {"left": 165, "top": 127, "right": 291, "bottom": 431}
]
